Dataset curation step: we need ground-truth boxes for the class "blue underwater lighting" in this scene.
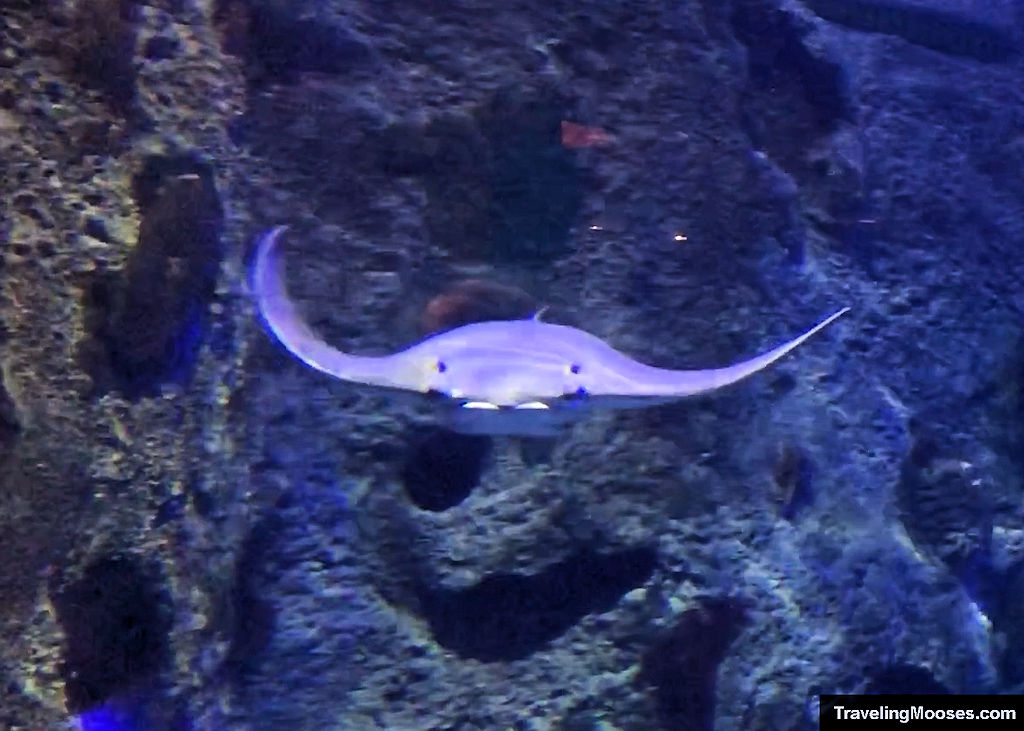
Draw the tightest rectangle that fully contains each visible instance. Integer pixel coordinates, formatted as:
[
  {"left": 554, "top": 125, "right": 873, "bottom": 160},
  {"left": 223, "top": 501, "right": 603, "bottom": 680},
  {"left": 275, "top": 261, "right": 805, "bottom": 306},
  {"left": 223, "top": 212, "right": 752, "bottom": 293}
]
[{"left": 76, "top": 703, "right": 143, "bottom": 731}]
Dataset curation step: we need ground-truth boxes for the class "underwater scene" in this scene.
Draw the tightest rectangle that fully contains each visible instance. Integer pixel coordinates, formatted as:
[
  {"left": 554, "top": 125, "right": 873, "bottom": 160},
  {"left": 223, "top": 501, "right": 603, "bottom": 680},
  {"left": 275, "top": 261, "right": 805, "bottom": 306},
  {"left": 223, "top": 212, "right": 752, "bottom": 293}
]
[{"left": 1, "top": 0, "right": 1023, "bottom": 729}]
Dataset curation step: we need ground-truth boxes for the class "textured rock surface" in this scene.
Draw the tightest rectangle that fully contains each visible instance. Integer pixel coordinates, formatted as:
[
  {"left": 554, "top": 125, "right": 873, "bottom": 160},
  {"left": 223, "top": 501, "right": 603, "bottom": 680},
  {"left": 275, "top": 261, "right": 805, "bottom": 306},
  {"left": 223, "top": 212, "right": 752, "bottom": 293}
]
[{"left": 0, "top": 0, "right": 1022, "bottom": 728}]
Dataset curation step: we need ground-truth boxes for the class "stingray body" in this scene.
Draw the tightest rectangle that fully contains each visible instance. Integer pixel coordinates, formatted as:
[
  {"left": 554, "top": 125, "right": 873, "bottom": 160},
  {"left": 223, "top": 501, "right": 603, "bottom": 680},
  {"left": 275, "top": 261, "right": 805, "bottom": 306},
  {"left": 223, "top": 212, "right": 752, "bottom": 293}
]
[{"left": 252, "top": 226, "right": 848, "bottom": 436}]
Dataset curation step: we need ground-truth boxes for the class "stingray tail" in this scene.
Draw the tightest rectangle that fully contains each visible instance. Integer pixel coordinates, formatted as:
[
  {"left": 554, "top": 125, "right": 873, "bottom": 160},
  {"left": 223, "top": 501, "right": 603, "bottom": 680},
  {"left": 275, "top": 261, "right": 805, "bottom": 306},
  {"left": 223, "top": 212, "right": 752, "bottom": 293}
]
[
  {"left": 614, "top": 307, "right": 850, "bottom": 398},
  {"left": 250, "top": 226, "right": 404, "bottom": 387}
]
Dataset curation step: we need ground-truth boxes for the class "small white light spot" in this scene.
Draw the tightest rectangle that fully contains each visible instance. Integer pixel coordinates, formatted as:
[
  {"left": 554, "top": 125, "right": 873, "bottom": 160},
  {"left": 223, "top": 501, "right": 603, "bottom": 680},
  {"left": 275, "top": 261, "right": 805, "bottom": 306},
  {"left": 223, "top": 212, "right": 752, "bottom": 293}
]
[
  {"left": 463, "top": 401, "right": 499, "bottom": 410},
  {"left": 673, "top": 233, "right": 687, "bottom": 242},
  {"left": 514, "top": 402, "right": 549, "bottom": 410}
]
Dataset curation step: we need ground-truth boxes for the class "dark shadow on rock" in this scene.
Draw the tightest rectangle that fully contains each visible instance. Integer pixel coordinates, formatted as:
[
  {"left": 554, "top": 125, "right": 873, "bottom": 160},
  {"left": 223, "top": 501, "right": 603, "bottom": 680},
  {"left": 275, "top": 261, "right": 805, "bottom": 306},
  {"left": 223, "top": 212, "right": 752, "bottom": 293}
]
[
  {"left": 380, "top": 85, "right": 584, "bottom": 264},
  {"left": 219, "top": 507, "right": 284, "bottom": 675},
  {"left": 213, "top": 0, "right": 377, "bottom": 86},
  {"left": 731, "top": 0, "right": 851, "bottom": 136},
  {"left": 477, "top": 86, "right": 584, "bottom": 263},
  {"left": 79, "top": 152, "right": 224, "bottom": 399},
  {"left": 897, "top": 428, "right": 994, "bottom": 606},
  {"left": 864, "top": 663, "right": 950, "bottom": 694},
  {"left": 417, "top": 547, "right": 656, "bottom": 661},
  {"left": 637, "top": 595, "right": 749, "bottom": 731},
  {"left": 804, "top": 0, "right": 1019, "bottom": 64},
  {"left": 401, "top": 427, "right": 491, "bottom": 511},
  {"left": 518, "top": 436, "right": 557, "bottom": 466},
  {"left": 772, "top": 440, "right": 814, "bottom": 520},
  {"left": 58, "top": 0, "right": 148, "bottom": 122},
  {"left": 219, "top": 504, "right": 288, "bottom": 682},
  {"left": 51, "top": 555, "right": 172, "bottom": 714},
  {"left": 0, "top": 369, "right": 20, "bottom": 464}
]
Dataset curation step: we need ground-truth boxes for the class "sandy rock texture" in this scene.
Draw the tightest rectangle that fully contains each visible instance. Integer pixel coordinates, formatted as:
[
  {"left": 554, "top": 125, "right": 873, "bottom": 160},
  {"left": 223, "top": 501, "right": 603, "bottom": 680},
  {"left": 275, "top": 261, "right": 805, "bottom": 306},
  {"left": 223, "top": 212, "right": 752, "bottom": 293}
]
[{"left": 0, "top": 0, "right": 1022, "bottom": 728}]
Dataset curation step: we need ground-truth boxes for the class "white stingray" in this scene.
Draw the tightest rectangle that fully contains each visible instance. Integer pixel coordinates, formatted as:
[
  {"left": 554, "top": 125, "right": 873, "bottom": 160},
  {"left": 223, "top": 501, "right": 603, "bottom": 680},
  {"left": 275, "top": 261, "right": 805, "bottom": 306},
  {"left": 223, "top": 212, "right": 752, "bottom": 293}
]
[{"left": 252, "top": 226, "right": 848, "bottom": 436}]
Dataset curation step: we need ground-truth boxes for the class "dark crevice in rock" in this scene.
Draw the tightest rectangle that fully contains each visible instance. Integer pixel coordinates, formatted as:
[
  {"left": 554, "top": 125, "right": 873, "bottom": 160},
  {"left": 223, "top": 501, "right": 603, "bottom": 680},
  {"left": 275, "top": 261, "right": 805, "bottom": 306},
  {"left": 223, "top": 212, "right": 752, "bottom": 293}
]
[
  {"left": 771, "top": 440, "right": 814, "bottom": 520},
  {"left": 0, "top": 369, "right": 20, "bottom": 461},
  {"left": 401, "top": 427, "right": 491, "bottom": 511},
  {"left": 150, "top": 494, "right": 187, "bottom": 529},
  {"left": 220, "top": 510, "right": 286, "bottom": 680},
  {"left": 969, "top": 343, "right": 1024, "bottom": 675},
  {"left": 51, "top": 555, "right": 172, "bottom": 714},
  {"left": 895, "top": 424, "right": 1024, "bottom": 686},
  {"left": 730, "top": 0, "right": 851, "bottom": 140},
  {"left": 804, "top": 0, "right": 1020, "bottom": 64},
  {"left": 727, "top": 0, "right": 853, "bottom": 268},
  {"left": 518, "top": 436, "right": 557, "bottom": 466},
  {"left": 142, "top": 34, "right": 180, "bottom": 61},
  {"left": 897, "top": 428, "right": 995, "bottom": 608},
  {"left": 476, "top": 87, "right": 584, "bottom": 263},
  {"left": 59, "top": 0, "right": 148, "bottom": 122},
  {"left": 183, "top": 466, "right": 223, "bottom": 520},
  {"left": 213, "top": 0, "right": 376, "bottom": 86},
  {"left": 236, "top": 87, "right": 580, "bottom": 267},
  {"left": 637, "top": 595, "right": 749, "bottom": 731},
  {"left": 79, "top": 152, "right": 224, "bottom": 399},
  {"left": 380, "top": 85, "right": 584, "bottom": 263},
  {"left": 417, "top": 547, "right": 656, "bottom": 661},
  {"left": 864, "top": 663, "right": 950, "bottom": 694}
]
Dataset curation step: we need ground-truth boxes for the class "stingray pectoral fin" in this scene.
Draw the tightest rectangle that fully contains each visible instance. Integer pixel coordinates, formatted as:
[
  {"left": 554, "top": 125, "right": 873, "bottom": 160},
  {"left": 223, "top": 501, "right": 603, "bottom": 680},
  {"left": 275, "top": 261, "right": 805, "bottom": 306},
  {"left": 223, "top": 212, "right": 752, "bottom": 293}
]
[
  {"left": 251, "top": 226, "right": 417, "bottom": 389},
  {"left": 606, "top": 307, "right": 850, "bottom": 398}
]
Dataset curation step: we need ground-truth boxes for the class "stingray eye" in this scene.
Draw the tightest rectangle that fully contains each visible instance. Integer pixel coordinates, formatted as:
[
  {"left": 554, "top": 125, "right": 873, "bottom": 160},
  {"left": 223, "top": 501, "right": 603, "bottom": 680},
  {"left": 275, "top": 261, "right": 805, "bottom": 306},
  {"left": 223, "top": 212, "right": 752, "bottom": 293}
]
[
  {"left": 563, "top": 386, "right": 588, "bottom": 401},
  {"left": 436, "top": 360, "right": 447, "bottom": 373},
  {"left": 568, "top": 363, "right": 581, "bottom": 375}
]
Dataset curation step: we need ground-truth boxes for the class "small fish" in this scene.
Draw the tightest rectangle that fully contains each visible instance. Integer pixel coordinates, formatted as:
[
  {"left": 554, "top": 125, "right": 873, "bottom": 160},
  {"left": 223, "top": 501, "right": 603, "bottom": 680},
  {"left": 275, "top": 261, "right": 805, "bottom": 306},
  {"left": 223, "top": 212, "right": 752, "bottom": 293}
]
[
  {"left": 252, "top": 226, "right": 848, "bottom": 436},
  {"left": 560, "top": 120, "right": 615, "bottom": 148}
]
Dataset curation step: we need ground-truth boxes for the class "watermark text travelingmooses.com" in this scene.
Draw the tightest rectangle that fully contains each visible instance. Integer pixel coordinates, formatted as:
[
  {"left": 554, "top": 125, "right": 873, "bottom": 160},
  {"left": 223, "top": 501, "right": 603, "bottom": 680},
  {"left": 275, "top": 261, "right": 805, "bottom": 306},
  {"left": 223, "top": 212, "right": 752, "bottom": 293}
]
[{"left": 820, "top": 695, "right": 1021, "bottom": 728}]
